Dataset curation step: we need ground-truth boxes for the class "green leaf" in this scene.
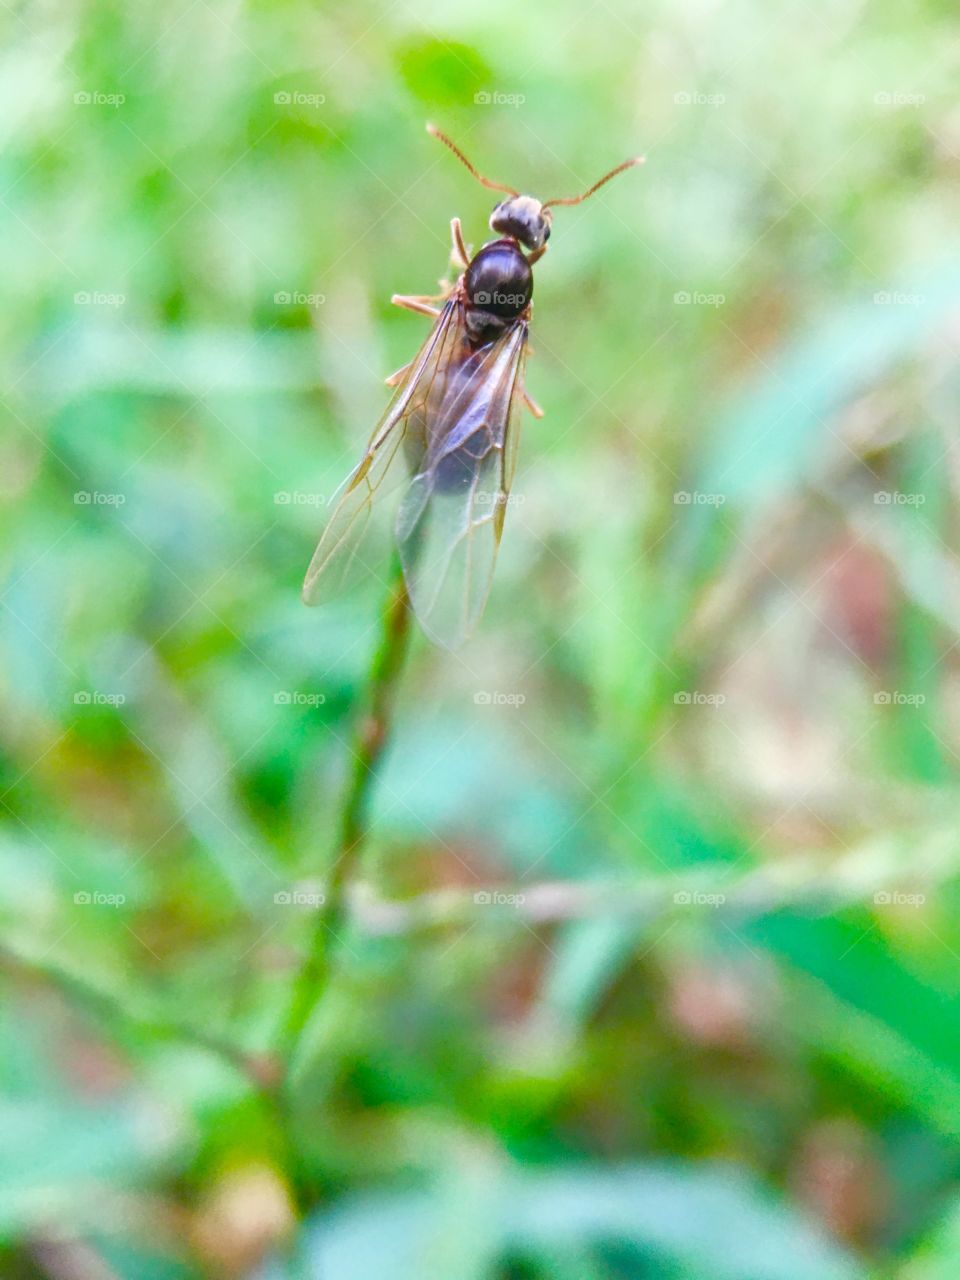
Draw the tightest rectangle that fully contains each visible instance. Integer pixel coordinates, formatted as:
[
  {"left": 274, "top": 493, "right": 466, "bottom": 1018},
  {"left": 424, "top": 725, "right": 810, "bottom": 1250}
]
[
  {"left": 281, "top": 1163, "right": 864, "bottom": 1280},
  {"left": 0, "top": 1098, "right": 178, "bottom": 1240}
]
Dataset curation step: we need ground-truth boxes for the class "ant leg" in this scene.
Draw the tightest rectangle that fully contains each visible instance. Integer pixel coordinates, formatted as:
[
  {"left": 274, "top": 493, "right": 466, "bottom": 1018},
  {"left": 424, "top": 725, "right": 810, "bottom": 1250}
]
[
  {"left": 391, "top": 294, "right": 442, "bottom": 318},
  {"left": 523, "top": 388, "right": 544, "bottom": 418},
  {"left": 527, "top": 244, "right": 549, "bottom": 266},
  {"left": 385, "top": 360, "right": 412, "bottom": 386},
  {"left": 450, "top": 217, "right": 470, "bottom": 268}
]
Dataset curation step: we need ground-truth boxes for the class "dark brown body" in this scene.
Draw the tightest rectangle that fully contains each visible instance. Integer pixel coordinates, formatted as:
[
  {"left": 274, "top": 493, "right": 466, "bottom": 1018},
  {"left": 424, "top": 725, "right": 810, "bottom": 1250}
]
[
  {"left": 463, "top": 237, "right": 533, "bottom": 344},
  {"left": 303, "top": 126, "right": 642, "bottom": 647}
]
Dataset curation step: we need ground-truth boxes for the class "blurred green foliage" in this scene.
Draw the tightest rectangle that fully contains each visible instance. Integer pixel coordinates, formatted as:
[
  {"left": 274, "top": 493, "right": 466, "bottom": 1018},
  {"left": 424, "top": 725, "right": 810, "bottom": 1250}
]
[{"left": 3, "top": 0, "right": 960, "bottom": 1276}]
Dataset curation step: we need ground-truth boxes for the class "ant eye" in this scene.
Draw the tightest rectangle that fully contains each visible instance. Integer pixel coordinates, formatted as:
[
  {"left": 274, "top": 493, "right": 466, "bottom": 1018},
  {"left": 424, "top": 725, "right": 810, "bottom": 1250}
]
[{"left": 542, "top": 223, "right": 551, "bottom": 242}]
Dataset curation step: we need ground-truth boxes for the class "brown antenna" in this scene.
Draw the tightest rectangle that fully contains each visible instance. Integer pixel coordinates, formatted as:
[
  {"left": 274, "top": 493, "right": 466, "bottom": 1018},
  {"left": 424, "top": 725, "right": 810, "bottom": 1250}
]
[
  {"left": 542, "top": 155, "right": 645, "bottom": 209},
  {"left": 426, "top": 123, "right": 519, "bottom": 197}
]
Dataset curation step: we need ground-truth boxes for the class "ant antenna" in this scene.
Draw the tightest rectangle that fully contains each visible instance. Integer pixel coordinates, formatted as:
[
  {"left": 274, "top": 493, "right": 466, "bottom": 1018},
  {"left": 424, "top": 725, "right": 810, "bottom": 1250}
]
[
  {"left": 542, "top": 155, "right": 644, "bottom": 209},
  {"left": 426, "top": 123, "right": 519, "bottom": 197}
]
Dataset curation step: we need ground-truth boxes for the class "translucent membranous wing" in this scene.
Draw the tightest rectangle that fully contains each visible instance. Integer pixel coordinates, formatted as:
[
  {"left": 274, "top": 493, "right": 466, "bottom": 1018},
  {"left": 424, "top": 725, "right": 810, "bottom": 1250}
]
[
  {"left": 395, "top": 318, "right": 528, "bottom": 648},
  {"left": 301, "top": 298, "right": 465, "bottom": 607}
]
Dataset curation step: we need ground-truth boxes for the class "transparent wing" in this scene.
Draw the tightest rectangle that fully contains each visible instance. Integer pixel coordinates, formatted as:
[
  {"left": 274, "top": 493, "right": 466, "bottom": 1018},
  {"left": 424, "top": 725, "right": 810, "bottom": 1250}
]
[
  {"left": 395, "top": 318, "right": 529, "bottom": 649},
  {"left": 302, "top": 298, "right": 465, "bottom": 606}
]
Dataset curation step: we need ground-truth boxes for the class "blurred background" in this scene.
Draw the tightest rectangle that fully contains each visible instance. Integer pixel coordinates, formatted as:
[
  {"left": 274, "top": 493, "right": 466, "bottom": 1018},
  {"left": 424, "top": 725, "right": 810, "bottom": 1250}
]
[{"left": 3, "top": 0, "right": 960, "bottom": 1275}]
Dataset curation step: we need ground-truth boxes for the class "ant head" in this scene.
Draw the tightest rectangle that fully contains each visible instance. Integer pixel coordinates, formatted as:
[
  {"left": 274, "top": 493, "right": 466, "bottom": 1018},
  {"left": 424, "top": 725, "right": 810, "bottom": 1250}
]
[
  {"left": 489, "top": 195, "right": 552, "bottom": 252},
  {"left": 426, "top": 123, "right": 643, "bottom": 256}
]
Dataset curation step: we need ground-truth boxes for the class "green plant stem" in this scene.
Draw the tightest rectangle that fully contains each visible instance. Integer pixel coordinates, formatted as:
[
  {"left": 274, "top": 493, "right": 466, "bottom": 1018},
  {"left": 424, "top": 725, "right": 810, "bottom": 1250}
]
[
  {"left": 2, "top": 942, "right": 303, "bottom": 1208},
  {"left": 279, "top": 553, "right": 413, "bottom": 1072},
  {"left": 0, "top": 941, "right": 267, "bottom": 1088}
]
